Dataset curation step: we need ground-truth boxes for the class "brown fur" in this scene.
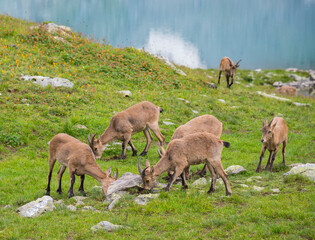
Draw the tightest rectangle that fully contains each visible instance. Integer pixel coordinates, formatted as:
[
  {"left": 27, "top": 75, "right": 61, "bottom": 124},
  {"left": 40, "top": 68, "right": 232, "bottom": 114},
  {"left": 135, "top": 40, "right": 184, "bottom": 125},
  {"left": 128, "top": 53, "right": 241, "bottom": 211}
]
[
  {"left": 275, "top": 86, "right": 297, "bottom": 96},
  {"left": 139, "top": 133, "right": 232, "bottom": 196},
  {"left": 218, "top": 57, "right": 241, "bottom": 88},
  {"left": 45, "top": 133, "right": 117, "bottom": 198},
  {"left": 90, "top": 101, "right": 165, "bottom": 159},
  {"left": 256, "top": 117, "right": 288, "bottom": 172},
  {"left": 167, "top": 115, "right": 223, "bottom": 179}
]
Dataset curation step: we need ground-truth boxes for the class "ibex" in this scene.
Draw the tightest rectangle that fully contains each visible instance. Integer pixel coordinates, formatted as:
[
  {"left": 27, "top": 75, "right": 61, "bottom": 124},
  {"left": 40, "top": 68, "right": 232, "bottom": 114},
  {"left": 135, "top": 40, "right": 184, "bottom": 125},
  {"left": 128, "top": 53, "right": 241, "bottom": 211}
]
[
  {"left": 160, "top": 115, "right": 223, "bottom": 179},
  {"left": 89, "top": 101, "right": 166, "bottom": 159},
  {"left": 218, "top": 57, "right": 241, "bottom": 88},
  {"left": 139, "top": 132, "right": 232, "bottom": 196},
  {"left": 256, "top": 117, "right": 288, "bottom": 172},
  {"left": 45, "top": 133, "right": 118, "bottom": 198}
]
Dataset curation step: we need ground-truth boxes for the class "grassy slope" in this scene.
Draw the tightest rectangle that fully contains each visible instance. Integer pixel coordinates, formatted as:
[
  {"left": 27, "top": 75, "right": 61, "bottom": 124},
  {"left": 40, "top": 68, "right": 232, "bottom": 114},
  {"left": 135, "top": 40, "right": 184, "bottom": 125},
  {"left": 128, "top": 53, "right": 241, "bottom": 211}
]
[{"left": 0, "top": 15, "right": 314, "bottom": 239}]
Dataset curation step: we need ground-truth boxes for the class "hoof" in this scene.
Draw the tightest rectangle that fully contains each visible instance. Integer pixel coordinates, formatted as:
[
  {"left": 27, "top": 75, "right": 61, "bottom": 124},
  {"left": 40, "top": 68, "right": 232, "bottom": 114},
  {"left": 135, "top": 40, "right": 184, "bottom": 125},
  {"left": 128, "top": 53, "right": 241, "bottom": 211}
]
[
  {"left": 226, "top": 192, "right": 232, "bottom": 196},
  {"left": 68, "top": 192, "right": 74, "bottom": 198},
  {"left": 117, "top": 155, "right": 126, "bottom": 160},
  {"left": 132, "top": 151, "right": 138, "bottom": 157},
  {"left": 56, "top": 190, "right": 62, "bottom": 195},
  {"left": 80, "top": 191, "right": 87, "bottom": 197},
  {"left": 163, "top": 187, "right": 170, "bottom": 192},
  {"left": 45, "top": 191, "right": 50, "bottom": 196},
  {"left": 255, "top": 169, "right": 260, "bottom": 173},
  {"left": 182, "top": 185, "right": 188, "bottom": 190},
  {"left": 207, "top": 189, "right": 215, "bottom": 194},
  {"left": 139, "top": 151, "right": 148, "bottom": 156}
]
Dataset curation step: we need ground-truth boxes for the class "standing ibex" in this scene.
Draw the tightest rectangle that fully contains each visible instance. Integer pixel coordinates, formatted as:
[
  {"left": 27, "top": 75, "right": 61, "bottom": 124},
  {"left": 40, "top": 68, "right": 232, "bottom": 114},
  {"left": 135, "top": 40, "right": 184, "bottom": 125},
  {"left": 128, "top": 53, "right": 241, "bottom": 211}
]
[
  {"left": 139, "top": 132, "right": 232, "bottom": 196},
  {"left": 218, "top": 57, "right": 241, "bottom": 88},
  {"left": 89, "top": 101, "right": 166, "bottom": 160},
  {"left": 45, "top": 133, "right": 118, "bottom": 198},
  {"left": 256, "top": 117, "right": 288, "bottom": 172},
  {"left": 160, "top": 115, "right": 223, "bottom": 179}
]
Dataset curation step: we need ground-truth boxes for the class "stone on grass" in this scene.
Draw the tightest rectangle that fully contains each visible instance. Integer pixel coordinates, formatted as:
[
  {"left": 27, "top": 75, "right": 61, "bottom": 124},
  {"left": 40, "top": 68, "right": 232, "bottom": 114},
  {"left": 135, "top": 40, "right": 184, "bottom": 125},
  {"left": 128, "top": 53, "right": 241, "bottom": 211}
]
[
  {"left": 91, "top": 221, "right": 124, "bottom": 232},
  {"left": 117, "top": 90, "right": 132, "bottom": 97},
  {"left": 107, "top": 172, "right": 143, "bottom": 195},
  {"left": 289, "top": 163, "right": 304, "bottom": 168},
  {"left": 192, "top": 110, "right": 199, "bottom": 114},
  {"left": 224, "top": 165, "right": 246, "bottom": 175},
  {"left": 240, "top": 184, "right": 249, "bottom": 188},
  {"left": 21, "top": 75, "right": 74, "bottom": 88},
  {"left": 67, "top": 205, "right": 77, "bottom": 211},
  {"left": 17, "top": 196, "right": 55, "bottom": 218},
  {"left": 108, "top": 198, "right": 121, "bottom": 211},
  {"left": 271, "top": 188, "right": 280, "bottom": 193},
  {"left": 105, "top": 191, "right": 130, "bottom": 210},
  {"left": 218, "top": 99, "right": 226, "bottom": 103},
  {"left": 151, "top": 182, "right": 167, "bottom": 193},
  {"left": 135, "top": 193, "right": 159, "bottom": 206},
  {"left": 283, "top": 163, "right": 315, "bottom": 182},
  {"left": 253, "top": 186, "right": 264, "bottom": 192},
  {"left": 192, "top": 177, "right": 208, "bottom": 186},
  {"left": 82, "top": 206, "right": 97, "bottom": 211},
  {"left": 177, "top": 98, "right": 190, "bottom": 103},
  {"left": 75, "top": 124, "right": 88, "bottom": 130},
  {"left": 163, "top": 121, "right": 175, "bottom": 126},
  {"left": 246, "top": 176, "right": 262, "bottom": 182}
]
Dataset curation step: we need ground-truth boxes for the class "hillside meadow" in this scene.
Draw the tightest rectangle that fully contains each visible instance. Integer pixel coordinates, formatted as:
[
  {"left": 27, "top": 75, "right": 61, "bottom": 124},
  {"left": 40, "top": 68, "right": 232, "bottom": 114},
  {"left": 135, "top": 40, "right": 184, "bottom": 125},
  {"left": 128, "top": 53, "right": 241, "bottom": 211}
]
[{"left": 0, "top": 15, "right": 314, "bottom": 239}]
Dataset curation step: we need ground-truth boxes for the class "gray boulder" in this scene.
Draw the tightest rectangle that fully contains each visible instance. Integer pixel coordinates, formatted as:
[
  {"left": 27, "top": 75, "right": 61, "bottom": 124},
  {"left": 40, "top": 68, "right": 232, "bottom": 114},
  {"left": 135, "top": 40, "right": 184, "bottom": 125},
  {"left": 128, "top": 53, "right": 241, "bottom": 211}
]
[
  {"left": 135, "top": 193, "right": 160, "bottom": 205},
  {"left": 22, "top": 75, "right": 74, "bottom": 88},
  {"left": 283, "top": 163, "right": 315, "bottom": 181},
  {"left": 225, "top": 165, "right": 246, "bottom": 175},
  {"left": 107, "top": 172, "right": 143, "bottom": 195},
  {"left": 117, "top": 90, "right": 132, "bottom": 97},
  {"left": 192, "top": 177, "right": 207, "bottom": 186},
  {"left": 91, "top": 221, "right": 124, "bottom": 232},
  {"left": 17, "top": 196, "right": 55, "bottom": 218}
]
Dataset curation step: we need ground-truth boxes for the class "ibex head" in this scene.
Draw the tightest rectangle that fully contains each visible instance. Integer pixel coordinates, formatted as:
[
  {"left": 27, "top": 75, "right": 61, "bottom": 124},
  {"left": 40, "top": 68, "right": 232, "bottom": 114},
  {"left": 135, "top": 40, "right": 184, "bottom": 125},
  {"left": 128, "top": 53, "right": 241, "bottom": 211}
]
[
  {"left": 88, "top": 133, "right": 104, "bottom": 159},
  {"left": 138, "top": 158, "right": 157, "bottom": 190}
]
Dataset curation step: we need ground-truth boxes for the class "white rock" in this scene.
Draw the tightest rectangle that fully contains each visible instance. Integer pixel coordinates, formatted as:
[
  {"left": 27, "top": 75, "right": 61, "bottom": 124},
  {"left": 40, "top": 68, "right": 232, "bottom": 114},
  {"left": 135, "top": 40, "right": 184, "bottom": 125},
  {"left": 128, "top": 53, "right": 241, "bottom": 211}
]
[
  {"left": 225, "top": 165, "right": 246, "bottom": 175},
  {"left": 192, "top": 110, "right": 199, "bottom": 114},
  {"left": 135, "top": 193, "right": 160, "bottom": 205},
  {"left": 240, "top": 184, "right": 249, "bottom": 188},
  {"left": 283, "top": 163, "right": 315, "bottom": 182},
  {"left": 91, "top": 221, "right": 124, "bottom": 232},
  {"left": 246, "top": 176, "right": 263, "bottom": 182},
  {"left": 22, "top": 75, "right": 74, "bottom": 88},
  {"left": 163, "top": 121, "right": 175, "bottom": 126},
  {"left": 107, "top": 172, "right": 143, "bottom": 195},
  {"left": 255, "top": 69, "right": 262, "bottom": 72},
  {"left": 72, "top": 196, "right": 87, "bottom": 202},
  {"left": 108, "top": 198, "right": 121, "bottom": 210},
  {"left": 177, "top": 98, "right": 190, "bottom": 103},
  {"left": 75, "top": 124, "right": 88, "bottom": 130},
  {"left": 117, "top": 90, "right": 132, "bottom": 97},
  {"left": 192, "top": 177, "right": 207, "bottom": 186},
  {"left": 218, "top": 99, "right": 226, "bottom": 103},
  {"left": 17, "top": 196, "right": 55, "bottom": 218},
  {"left": 271, "top": 188, "right": 280, "bottom": 193},
  {"left": 67, "top": 205, "right": 77, "bottom": 211},
  {"left": 253, "top": 186, "right": 264, "bottom": 191}
]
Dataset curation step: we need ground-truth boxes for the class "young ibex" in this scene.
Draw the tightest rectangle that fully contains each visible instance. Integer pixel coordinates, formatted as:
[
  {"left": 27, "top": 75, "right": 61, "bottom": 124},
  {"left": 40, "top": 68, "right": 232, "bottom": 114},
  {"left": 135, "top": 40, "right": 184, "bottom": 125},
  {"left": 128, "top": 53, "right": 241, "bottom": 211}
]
[
  {"left": 256, "top": 117, "right": 288, "bottom": 172},
  {"left": 89, "top": 101, "right": 166, "bottom": 159},
  {"left": 218, "top": 57, "right": 241, "bottom": 88},
  {"left": 45, "top": 133, "right": 118, "bottom": 198},
  {"left": 161, "top": 115, "right": 223, "bottom": 179},
  {"left": 139, "top": 132, "right": 232, "bottom": 196}
]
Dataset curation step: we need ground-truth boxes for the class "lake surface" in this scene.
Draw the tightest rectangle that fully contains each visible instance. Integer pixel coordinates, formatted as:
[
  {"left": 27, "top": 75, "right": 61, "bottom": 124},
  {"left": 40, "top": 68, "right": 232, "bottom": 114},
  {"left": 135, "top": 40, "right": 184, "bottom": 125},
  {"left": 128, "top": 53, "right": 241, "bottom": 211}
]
[{"left": 1, "top": 0, "right": 315, "bottom": 69}]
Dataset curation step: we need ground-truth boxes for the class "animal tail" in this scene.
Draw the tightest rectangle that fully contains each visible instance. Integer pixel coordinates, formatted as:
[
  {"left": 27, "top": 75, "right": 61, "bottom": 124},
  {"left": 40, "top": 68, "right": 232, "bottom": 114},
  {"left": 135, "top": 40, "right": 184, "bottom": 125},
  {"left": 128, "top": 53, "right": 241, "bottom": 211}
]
[{"left": 223, "top": 141, "right": 230, "bottom": 148}]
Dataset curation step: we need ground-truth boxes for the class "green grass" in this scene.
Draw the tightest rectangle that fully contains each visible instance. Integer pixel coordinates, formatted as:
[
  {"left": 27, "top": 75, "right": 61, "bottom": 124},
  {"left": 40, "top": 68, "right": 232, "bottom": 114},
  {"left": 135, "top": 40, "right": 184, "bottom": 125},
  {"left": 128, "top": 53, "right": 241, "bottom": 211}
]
[{"left": 0, "top": 15, "right": 314, "bottom": 239}]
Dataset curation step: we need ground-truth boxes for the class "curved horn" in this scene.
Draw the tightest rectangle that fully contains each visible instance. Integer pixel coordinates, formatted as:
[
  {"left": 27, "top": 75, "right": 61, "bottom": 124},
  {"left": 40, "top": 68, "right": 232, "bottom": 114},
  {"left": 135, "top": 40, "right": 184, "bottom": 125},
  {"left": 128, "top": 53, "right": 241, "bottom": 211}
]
[
  {"left": 157, "top": 149, "right": 163, "bottom": 158},
  {"left": 138, "top": 157, "right": 143, "bottom": 174},
  {"left": 268, "top": 118, "right": 274, "bottom": 127},
  {"left": 106, "top": 167, "right": 112, "bottom": 176},
  {"left": 114, "top": 168, "right": 119, "bottom": 180},
  {"left": 235, "top": 59, "right": 242, "bottom": 67},
  {"left": 88, "top": 133, "right": 96, "bottom": 149}
]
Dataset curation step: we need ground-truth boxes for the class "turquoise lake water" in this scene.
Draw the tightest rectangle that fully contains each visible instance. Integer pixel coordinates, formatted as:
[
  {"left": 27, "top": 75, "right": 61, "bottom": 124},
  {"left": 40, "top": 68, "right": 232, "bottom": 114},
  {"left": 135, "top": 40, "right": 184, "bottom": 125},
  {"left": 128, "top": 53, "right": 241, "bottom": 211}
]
[{"left": 1, "top": 0, "right": 314, "bottom": 69}]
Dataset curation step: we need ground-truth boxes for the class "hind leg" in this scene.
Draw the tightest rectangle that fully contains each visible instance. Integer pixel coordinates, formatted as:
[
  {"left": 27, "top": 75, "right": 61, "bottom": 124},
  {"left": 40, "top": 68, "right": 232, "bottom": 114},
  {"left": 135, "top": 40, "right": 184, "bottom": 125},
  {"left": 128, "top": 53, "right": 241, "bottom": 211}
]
[
  {"left": 218, "top": 70, "right": 222, "bottom": 84},
  {"left": 56, "top": 165, "right": 67, "bottom": 194},
  {"left": 211, "top": 160, "right": 231, "bottom": 196},
  {"left": 119, "top": 134, "right": 132, "bottom": 159},
  {"left": 140, "top": 128, "right": 153, "bottom": 156},
  {"left": 128, "top": 139, "right": 138, "bottom": 156},
  {"left": 226, "top": 75, "right": 230, "bottom": 88},
  {"left": 148, "top": 123, "right": 166, "bottom": 155},
  {"left": 181, "top": 169, "right": 188, "bottom": 189},
  {"left": 265, "top": 150, "right": 273, "bottom": 170},
  {"left": 206, "top": 163, "right": 218, "bottom": 193},
  {"left": 282, "top": 140, "right": 287, "bottom": 165},
  {"left": 45, "top": 154, "right": 57, "bottom": 196},
  {"left": 68, "top": 168, "right": 76, "bottom": 198}
]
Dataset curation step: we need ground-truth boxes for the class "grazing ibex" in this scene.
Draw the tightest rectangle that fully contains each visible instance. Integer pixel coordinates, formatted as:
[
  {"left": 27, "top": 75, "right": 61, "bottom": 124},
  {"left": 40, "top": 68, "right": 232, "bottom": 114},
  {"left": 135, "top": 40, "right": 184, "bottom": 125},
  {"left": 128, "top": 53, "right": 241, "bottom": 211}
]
[
  {"left": 256, "top": 117, "right": 288, "bottom": 172},
  {"left": 160, "top": 115, "right": 223, "bottom": 179},
  {"left": 45, "top": 133, "right": 118, "bottom": 198},
  {"left": 139, "top": 132, "right": 232, "bottom": 196},
  {"left": 89, "top": 101, "right": 166, "bottom": 159},
  {"left": 218, "top": 57, "right": 241, "bottom": 88}
]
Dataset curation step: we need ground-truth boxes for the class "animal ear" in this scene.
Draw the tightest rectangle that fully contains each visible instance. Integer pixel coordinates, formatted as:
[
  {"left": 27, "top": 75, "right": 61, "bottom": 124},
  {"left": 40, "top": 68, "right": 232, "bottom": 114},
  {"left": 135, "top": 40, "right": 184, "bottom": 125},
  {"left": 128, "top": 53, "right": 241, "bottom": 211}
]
[
  {"left": 145, "top": 159, "right": 150, "bottom": 168},
  {"left": 263, "top": 119, "right": 268, "bottom": 127}
]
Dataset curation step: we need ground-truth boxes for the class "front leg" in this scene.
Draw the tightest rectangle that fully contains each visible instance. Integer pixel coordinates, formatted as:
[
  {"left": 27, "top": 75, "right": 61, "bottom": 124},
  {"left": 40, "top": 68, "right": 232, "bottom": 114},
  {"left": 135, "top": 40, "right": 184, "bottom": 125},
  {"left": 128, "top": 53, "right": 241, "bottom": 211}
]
[
  {"left": 269, "top": 146, "right": 280, "bottom": 172},
  {"left": 226, "top": 75, "right": 230, "bottom": 88},
  {"left": 256, "top": 145, "right": 267, "bottom": 173},
  {"left": 229, "top": 76, "right": 234, "bottom": 88},
  {"left": 118, "top": 136, "right": 131, "bottom": 159},
  {"left": 265, "top": 151, "right": 272, "bottom": 170}
]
